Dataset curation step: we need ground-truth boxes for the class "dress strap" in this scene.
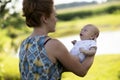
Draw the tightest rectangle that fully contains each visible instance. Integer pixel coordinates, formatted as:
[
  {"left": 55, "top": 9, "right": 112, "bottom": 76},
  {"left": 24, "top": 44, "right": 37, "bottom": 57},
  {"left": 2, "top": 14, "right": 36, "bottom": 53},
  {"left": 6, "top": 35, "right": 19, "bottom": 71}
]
[{"left": 44, "top": 38, "right": 51, "bottom": 46}]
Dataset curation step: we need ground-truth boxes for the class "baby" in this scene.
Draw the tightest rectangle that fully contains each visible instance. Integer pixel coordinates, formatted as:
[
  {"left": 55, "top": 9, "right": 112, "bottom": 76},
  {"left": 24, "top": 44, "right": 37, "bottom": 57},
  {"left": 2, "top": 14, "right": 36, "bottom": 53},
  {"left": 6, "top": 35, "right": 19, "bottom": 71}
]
[{"left": 70, "top": 24, "right": 100, "bottom": 62}]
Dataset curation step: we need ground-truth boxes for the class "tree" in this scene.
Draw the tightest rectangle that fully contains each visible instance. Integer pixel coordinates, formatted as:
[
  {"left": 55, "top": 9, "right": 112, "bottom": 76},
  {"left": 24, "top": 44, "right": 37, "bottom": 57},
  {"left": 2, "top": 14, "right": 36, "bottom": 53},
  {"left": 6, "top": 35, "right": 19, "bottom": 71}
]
[
  {"left": 0, "top": 0, "right": 24, "bottom": 29},
  {"left": 0, "top": 0, "right": 25, "bottom": 54},
  {"left": 0, "top": 0, "right": 11, "bottom": 14},
  {"left": 0, "top": 0, "right": 11, "bottom": 28}
]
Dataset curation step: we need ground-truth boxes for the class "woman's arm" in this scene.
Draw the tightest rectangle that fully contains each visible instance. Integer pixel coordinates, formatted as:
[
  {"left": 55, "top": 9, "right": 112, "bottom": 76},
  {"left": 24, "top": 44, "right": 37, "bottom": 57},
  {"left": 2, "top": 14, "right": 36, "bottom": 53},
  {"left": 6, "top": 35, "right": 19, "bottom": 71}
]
[{"left": 45, "top": 39, "right": 95, "bottom": 77}]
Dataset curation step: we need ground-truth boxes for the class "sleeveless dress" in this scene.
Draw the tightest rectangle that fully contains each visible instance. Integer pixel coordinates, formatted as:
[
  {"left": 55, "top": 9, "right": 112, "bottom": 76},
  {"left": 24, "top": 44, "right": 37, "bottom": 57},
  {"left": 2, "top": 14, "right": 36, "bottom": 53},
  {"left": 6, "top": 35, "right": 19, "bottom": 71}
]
[{"left": 19, "top": 35, "right": 63, "bottom": 80}]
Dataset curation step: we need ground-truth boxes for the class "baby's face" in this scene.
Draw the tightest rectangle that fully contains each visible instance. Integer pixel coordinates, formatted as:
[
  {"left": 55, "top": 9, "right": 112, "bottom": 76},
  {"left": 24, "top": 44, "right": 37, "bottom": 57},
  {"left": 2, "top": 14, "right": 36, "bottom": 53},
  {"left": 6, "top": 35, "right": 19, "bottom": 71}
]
[{"left": 80, "top": 26, "right": 96, "bottom": 40}]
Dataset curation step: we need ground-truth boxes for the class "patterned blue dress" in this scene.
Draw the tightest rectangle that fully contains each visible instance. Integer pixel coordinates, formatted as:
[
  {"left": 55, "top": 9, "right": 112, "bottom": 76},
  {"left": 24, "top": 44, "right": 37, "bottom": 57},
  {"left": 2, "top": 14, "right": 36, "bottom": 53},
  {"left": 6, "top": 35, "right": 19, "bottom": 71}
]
[{"left": 19, "top": 35, "right": 63, "bottom": 80}]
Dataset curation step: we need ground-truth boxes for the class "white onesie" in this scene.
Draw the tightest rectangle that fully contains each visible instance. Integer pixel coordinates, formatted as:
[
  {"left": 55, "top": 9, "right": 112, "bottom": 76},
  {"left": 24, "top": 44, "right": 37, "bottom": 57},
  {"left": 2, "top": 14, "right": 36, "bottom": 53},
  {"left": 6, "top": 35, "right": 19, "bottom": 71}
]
[{"left": 70, "top": 40, "right": 96, "bottom": 62}]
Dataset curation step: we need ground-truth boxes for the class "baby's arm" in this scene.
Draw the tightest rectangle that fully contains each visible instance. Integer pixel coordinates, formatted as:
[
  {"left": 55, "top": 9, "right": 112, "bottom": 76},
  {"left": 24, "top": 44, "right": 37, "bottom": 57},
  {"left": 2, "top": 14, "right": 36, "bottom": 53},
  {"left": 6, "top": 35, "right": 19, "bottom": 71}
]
[{"left": 79, "top": 47, "right": 97, "bottom": 56}]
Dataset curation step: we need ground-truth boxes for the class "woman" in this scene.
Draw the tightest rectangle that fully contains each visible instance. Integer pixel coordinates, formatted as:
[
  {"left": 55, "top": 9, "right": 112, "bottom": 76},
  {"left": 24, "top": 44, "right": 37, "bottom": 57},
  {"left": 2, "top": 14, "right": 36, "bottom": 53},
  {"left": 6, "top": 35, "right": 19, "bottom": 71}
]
[{"left": 19, "top": 0, "right": 95, "bottom": 80}]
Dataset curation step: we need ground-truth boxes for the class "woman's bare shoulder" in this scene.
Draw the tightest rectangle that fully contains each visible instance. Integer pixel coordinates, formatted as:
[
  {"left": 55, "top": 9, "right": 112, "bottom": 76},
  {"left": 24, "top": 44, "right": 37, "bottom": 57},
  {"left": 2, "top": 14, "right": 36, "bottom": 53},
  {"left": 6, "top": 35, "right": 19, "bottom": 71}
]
[{"left": 45, "top": 38, "right": 67, "bottom": 50}]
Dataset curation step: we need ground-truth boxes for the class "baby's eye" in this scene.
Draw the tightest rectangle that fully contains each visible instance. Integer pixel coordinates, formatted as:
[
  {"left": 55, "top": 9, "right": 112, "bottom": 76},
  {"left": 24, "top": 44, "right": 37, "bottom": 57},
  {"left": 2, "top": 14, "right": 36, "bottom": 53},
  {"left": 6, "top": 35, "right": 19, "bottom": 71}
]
[{"left": 84, "top": 29, "right": 87, "bottom": 32}]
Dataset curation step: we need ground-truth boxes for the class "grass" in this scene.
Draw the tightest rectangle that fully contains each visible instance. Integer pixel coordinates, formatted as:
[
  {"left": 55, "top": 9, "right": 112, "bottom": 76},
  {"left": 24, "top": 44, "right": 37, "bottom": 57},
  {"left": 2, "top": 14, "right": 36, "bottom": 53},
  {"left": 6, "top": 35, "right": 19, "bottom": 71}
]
[
  {"left": 61, "top": 54, "right": 120, "bottom": 80},
  {"left": 0, "top": 54, "right": 20, "bottom": 80},
  {"left": 0, "top": 54, "right": 120, "bottom": 80}
]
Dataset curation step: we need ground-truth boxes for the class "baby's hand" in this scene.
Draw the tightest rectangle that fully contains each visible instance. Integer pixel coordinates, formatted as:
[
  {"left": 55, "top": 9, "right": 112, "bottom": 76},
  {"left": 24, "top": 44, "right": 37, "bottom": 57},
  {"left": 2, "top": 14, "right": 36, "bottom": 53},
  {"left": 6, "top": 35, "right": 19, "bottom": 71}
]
[
  {"left": 79, "top": 48, "right": 86, "bottom": 53},
  {"left": 71, "top": 40, "right": 77, "bottom": 45}
]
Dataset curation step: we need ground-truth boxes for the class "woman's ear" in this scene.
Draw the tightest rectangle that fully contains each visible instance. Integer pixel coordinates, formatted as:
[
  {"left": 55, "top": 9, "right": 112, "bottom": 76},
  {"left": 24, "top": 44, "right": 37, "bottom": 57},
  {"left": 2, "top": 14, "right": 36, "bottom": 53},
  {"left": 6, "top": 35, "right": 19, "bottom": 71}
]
[{"left": 41, "top": 15, "right": 48, "bottom": 24}]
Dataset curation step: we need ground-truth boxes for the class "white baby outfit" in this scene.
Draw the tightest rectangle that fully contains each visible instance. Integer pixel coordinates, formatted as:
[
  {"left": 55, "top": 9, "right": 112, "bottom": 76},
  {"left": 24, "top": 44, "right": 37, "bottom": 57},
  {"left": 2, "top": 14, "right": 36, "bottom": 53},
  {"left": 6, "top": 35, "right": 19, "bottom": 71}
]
[{"left": 70, "top": 40, "right": 96, "bottom": 62}]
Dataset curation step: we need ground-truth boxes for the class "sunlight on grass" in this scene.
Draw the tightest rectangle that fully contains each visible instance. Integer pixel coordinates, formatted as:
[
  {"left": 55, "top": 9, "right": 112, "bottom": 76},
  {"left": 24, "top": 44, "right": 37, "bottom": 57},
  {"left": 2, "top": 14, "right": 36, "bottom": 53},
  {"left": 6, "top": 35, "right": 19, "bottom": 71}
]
[
  {"left": 0, "top": 54, "right": 20, "bottom": 79},
  {"left": 61, "top": 54, "right": 120, "bottom": 80},
  {"left": 0, "top": 53, "right": 120, "bottom": 80}
]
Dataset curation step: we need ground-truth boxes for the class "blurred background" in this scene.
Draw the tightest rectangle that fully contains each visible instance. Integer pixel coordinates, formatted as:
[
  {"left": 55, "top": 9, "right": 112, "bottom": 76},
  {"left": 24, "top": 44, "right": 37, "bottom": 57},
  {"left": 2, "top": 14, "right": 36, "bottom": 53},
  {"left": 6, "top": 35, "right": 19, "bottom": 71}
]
[{"left": 0, "top": 0, "right": 120, "bottom": 80}]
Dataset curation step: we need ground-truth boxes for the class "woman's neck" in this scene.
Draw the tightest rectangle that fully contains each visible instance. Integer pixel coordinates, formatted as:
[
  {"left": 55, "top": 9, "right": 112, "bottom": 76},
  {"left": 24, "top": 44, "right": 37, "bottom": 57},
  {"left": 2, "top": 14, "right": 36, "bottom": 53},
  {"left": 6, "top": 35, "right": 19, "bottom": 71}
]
[{"left": 30, "top": 27, "right": 48, "bottom": 37}]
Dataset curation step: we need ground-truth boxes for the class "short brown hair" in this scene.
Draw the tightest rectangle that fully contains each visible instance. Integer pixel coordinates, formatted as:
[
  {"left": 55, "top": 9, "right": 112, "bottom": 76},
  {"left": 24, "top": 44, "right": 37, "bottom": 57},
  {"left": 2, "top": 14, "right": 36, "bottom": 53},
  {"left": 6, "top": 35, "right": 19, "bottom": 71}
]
[{"left": 22, "top": 0, "right": 53, "bottom": 27}]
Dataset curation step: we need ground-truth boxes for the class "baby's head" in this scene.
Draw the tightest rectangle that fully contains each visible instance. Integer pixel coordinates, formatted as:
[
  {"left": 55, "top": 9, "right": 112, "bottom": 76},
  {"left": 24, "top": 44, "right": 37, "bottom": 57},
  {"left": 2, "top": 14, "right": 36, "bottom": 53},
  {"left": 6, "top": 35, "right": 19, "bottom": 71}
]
[{"left": 80, "top": 24, "right": 99, "bottom": 40}]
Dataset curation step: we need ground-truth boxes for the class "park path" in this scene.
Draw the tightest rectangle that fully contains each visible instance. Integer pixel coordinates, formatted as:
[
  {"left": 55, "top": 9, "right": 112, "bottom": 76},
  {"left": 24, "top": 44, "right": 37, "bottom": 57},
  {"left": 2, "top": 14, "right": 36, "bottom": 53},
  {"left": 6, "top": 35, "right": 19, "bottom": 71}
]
[{"left": 58, "top": 31, "right": 120, "bottom": 55}]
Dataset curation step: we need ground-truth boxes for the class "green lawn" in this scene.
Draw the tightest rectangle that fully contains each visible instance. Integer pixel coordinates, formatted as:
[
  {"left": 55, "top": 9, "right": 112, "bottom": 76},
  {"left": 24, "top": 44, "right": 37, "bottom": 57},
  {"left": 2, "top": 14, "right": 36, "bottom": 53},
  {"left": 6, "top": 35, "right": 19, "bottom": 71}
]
[
  {"left": 0, "top": 54, "right": 20, "bottom": 80},
  {"left": 0, "top": 54, "right": 120, "bottom": 80},
  {"left": 61, "top": 54, "right": 120, "bottom": 80}
]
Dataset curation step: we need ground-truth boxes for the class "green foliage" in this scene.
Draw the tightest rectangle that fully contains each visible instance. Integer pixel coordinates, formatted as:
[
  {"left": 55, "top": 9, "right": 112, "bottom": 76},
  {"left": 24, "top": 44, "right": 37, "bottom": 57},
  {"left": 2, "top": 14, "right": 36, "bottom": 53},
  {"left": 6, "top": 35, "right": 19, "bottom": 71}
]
[
  {"left": 57, "top": 10, "right": 93, "bottom": 21},
  {"left": 57, "top": 2, "right": 120, "bottom": 21},
  {"left": 0, "top": 0, "right": 24, "bottom": 29},
  {"left": 1, "top": 13, "right": 25, "bottom": 29},
  {"left": 0, "top": 0, "right": 11, "bottom": 15},
  {"left": 105, "top": 5, "right": 120, "bottom": 14}
]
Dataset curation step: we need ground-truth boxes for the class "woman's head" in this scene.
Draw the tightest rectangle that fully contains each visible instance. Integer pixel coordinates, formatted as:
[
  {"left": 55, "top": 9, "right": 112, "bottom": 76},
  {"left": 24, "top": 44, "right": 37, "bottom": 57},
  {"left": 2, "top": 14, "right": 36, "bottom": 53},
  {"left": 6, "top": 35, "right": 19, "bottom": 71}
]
[
  {"left": 22, "top": 0, "right": 54, "bottom": 27},
  {"left": 80, "top": 24, "right": 99, "bottom": 40}
]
